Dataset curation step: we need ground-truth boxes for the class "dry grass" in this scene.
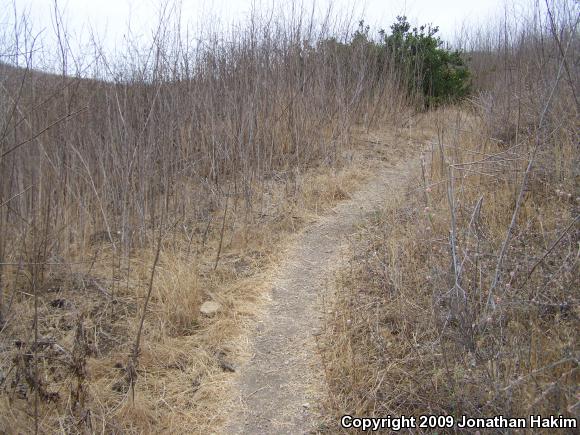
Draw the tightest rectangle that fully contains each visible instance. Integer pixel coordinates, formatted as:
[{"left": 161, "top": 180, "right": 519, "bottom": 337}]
[
  {"left": 321, "top": 6, "right": 579, "bottom": 430},
  {"left": 2, "top": 1, "right": 577, "bottom": 433},
  {"left": 0, "top": 151, "right": 371, "bottom": 433},
  {"left": 0, "top": 2, "right": 419, "bottom": 432},
  {"left": 320, "top": 99, "right": 578, "bottom": 431}
]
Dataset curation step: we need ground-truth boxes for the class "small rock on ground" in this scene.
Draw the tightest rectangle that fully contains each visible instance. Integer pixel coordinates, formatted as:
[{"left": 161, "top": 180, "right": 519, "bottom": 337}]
[{"left": 200, "top": 301, "right": 221, "bottom": 316}]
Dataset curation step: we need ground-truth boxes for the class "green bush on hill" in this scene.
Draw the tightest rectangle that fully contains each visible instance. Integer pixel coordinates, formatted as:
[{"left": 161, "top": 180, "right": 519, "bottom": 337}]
[
  {"left": 385, "top": 16, "right": 470, "bottom": 106},
  {"left": 349, "top": 16, "right": 471, "bottom": 107}
]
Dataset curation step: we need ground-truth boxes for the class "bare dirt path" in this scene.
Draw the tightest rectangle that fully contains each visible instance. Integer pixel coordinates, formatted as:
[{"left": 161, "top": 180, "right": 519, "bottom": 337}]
[{"left": 223, "top": 145, "right": 419, "bottom": 434}]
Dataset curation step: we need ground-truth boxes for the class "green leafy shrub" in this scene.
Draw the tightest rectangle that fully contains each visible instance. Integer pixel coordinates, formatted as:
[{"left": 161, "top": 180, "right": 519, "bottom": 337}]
[
  {"left": 383, "top": 16, "right": 470, "bottom": 106},
  {"left": 341, "top": 17, "right": 471, "bottom": 107}
]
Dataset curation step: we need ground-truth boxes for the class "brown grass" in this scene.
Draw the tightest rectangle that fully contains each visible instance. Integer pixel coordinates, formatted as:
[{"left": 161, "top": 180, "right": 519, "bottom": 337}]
[
  {"left": 322, "top": 105, "right": 578, "bottom": 432},
  {"left": 2, "top": 1, "right": 577, "bottom": 433},
  {"left": 320, "top": 6, "right": 579, "bottom": 425},
  {"left": 0, "top": 2, "right": 420, "bottom": 432},
  {"left": 0, "top": 151, "right": 371, "bottom": 433}
]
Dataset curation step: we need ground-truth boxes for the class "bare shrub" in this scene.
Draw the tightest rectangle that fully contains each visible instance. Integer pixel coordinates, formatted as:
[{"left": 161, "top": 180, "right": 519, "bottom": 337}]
[
  {"left": 321, "top": 1, "right": 579, "bottom": 431},
  {"left": 0, "top": 2, "right": 414, "bottom": 432}
]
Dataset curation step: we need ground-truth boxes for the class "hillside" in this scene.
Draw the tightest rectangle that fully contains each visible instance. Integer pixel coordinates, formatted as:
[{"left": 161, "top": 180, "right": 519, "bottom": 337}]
[{"left": 0, "top": 1, "right": 578, "bottom": 434}]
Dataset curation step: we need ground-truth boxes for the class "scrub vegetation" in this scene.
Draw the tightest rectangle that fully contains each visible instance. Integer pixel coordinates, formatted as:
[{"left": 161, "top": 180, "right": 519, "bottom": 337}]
[
  {"left": 0, "top": 0, "right": 577, "bottom": 433},
  {"left": 320, "top": 1, "right": 579, "bottom": 432},
  {"left": 0, "top": 4, "right": 446, "bottom": 433}
]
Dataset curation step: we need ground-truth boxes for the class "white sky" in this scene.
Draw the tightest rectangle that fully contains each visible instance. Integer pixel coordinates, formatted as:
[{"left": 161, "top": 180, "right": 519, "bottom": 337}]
[{"left": 3, "top": 0, "right": 522, "bottom": 57}]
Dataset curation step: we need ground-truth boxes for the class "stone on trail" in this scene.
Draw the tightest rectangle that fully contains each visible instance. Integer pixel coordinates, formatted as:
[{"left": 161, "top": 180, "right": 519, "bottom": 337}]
[{"left": 200, "top": 301, "right": 221, "bottom": 316}]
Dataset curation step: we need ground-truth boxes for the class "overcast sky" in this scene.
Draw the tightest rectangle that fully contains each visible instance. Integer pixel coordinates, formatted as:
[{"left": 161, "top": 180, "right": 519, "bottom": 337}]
[{"left": 4, "top": 0, "right": 523, "bottom": 57}]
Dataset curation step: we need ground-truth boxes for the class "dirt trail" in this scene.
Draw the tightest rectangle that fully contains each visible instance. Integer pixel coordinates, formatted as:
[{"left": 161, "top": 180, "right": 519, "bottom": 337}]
[{"left": 224, "top": 150, "right": 419, "bottom": 434}]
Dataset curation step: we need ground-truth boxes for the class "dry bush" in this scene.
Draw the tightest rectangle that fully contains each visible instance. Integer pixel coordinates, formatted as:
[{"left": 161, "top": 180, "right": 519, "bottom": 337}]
[
  {"left": 321, "top": 1, "right": 579, "bottom": 431},
  {"left": 0, "top": 138, "right": 371, "bottom": 433},
  {"left": 0, "top": 2, "right": 417, "bottom": 432}
]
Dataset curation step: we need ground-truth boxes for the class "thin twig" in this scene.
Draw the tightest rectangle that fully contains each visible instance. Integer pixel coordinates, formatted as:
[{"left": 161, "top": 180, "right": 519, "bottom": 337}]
[
  {"left": 1, "top": 106, "right": 87, "bottom": 158},
  {"left": 0, "top": 185, "right": 32, "bottom": 208},
  {"left": 214, "top": 185, "right": 230, "bottom": 270},
  {"left": 485, "top": 25, "right": 575, "bottom": 311},
  {"left": 524, "top": 215, "right": 579, "bottom": 282}
]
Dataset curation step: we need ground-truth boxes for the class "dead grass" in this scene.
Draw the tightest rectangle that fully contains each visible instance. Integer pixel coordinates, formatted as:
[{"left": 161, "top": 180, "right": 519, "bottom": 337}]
[
  {"left": 0, "top": 146, "right": 372, "bottom": 433},
  {"left": 1, "top": 8, "right": 414, "bottom": 432},
  {"left": 321, "top": 4, "right": 579, "bottom": 429},
  {"left": 320, "top": 105, "right": 578, "bottom": 432}
]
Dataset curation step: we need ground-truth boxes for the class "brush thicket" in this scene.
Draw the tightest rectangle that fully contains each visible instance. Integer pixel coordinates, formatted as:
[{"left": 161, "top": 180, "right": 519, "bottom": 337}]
[{"left": 321, "top": 1, "right": 578, "bottom": 431}]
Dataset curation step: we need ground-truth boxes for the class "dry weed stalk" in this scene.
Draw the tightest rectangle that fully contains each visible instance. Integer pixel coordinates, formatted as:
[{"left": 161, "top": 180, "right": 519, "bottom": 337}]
[
  {"left": 321, "top": 1, "right": 579, "bottom": 431},
  {"left": 0, "top": 1, "right": 412, "bottom": 432}
]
